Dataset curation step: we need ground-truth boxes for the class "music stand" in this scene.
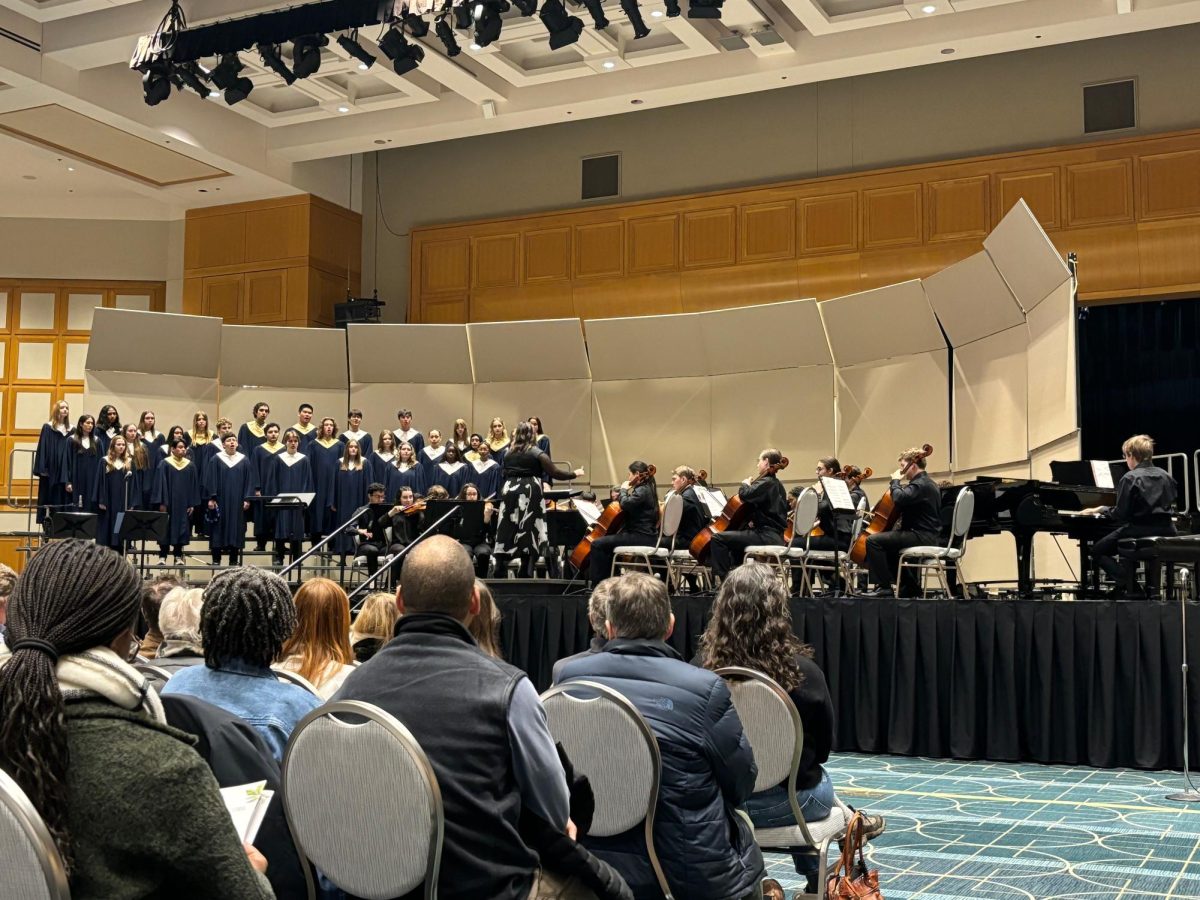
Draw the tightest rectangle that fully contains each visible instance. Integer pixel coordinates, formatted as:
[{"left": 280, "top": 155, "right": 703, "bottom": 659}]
[
  {"left": 119, "top": 511, "right": 168, "bottom": 577},
  {"left": 424, "top": 500, "right": 478, "bottom": 542},
  {"left": 821, "top": 476, "right": 857, "bottom": 597},
  {"left": 548, "top": 509, "right": 589, "bottom": 581},
  {"left": 47, "top": 511, "right": 98, "bottom": 541}
]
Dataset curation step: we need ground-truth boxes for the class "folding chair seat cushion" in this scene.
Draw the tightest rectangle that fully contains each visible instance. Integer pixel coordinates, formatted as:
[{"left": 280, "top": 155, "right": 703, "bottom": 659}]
[
  {"left": 746, "top": 545, "right": 790, "bottom": 558},
  {"left": 616, "top": 546, "right": 668, "bottom": 557},
  {"left": 900, "top": 546, "right": 963, "bottom": 559},
  {"left": 755, "top": 804, "right": 847, "bottom": 850}
]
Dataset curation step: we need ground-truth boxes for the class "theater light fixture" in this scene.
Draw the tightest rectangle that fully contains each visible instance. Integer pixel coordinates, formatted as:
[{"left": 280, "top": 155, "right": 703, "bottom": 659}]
[
  {"left": 173, "top": 60, "right": 212, "bottom": 98},
  {"left": 209, "top": 52, "right": 254, "bottom": 105},
  {"left": 291, "top": 33, "right": 328, "bottom": 77},
  {"left": 575, "top": 0, "right": 609, "bottom": 29},
  {"left": 621, "top": 0, "right": 650, "bottom": 37},
  {"left": 473, "top": 0, "right": 509, "bottom": 46},
  {"left": 539, "top": 0, "right": 583, "bottom": 48},
  {"left": 454, "top": 2, "right": 474, "bottom": 29},
  {"left": 513, "top": 0, "right": 538, "bottom": 15},
  {"left": 664, "top": 0, "right": 680, "bottom": 15},
  {"left": 379, "top": 23, "right": 425, "bottom": 74},
  {"left": 435, "top": 16, "right": 462, "bottom": 55},
  {"left": 257, "top": 42, "right": 297, "bottom": 84},
  {"left": 337, "top": 30, "right": 376, "bottom": 68},
  {"left": 142, "top": 60, "right": 173, "bottom": 106},
  {"left": 403, "top": 12, "right": 430, "bottom": 36}
]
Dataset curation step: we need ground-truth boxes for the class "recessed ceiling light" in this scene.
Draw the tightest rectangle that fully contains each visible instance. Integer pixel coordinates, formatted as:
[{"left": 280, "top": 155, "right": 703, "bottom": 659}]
[
  {"left": 209, "top": 90, "right": 219, "bottom": 98},
  {"left": 940, "top": 47, "right": 955, "bottom": 54},
  {"left": 602, "top": 60, "right": 615, "bottom": 69},
  {"left": 21, "top": 175, "right": 36, "bottom": 181},
  {"left": 470, "top": 42, "right": 481, "bottom": 50},
  {"left": 650, "top": 9, "right": 662, "bottom": 15},
  {"left": 198, "top": 188, "right": 208, "bottom": 192},
  {"left": 337, "top": 105, "right": 351, "bottom": 113},
  {"left": 630, "top": 98, "right": 643, "bottom": 105},
  {"left": 921, "top": 4, "right": 936, "bottom": 13},
  {"left": 358, "top": 62, "right": 369, "bottom": 70},
  {"left": 374, "top": 138, "right": 391, "bottom": 145},
  {"left": 67, "top": 166, "right": 75, "bottom": 172}
]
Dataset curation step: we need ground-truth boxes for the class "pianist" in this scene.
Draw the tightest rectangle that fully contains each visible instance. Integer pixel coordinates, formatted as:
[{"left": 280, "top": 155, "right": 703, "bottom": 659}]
[{"left": 1080, "top": 434, "right": 1177, "bottom": 593}]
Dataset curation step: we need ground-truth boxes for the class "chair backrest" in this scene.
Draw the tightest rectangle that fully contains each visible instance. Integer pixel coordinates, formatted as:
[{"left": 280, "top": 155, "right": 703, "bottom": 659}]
[
  {"left": 794, "top": 488, "right": 819, "bottom": 547},
  {"left": 949, "top": 487, "right": 975, "bottom": 551},
  {"left": 540, "top": 681, "right": 674, "bottom": 900},
  {"left": 282, "top": 701, "right": 443, "bottom": 900},
  {"left": 0, "top": 769, "right": 70, "bottom": 900},
  {"left": 847, "top": 496, "right": 870, "bottom": 548},
  {"left": 660, "top": 492, "right": 684, "bottom": 541},
  {"left": 715, "top": 666, "right": 819, "bottom": 848},
  {"left": 132, "top": 662, "right": 172, "bottom": 694},
  {"left": 271, "top": 666, "right": 323, "bottom": 696}
]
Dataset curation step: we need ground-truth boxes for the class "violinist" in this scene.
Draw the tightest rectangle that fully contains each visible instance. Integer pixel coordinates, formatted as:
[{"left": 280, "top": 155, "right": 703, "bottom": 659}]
[
  {"left": 581, "top": 461, "right": 659, "bottom": 586},
  {"left": 353, "top": 482, "right": 393, "bottom": 579},
  {"left": 457, "top": 483, "right": 496, "bottom": 577},
  {"left": 390, "top": 486, "right": 421, "bottom": 553},
  {"left": 862, "top": 446, "right": 942, "bottom": 597},
  {"left": 709, "top": 448, "right": 789, "bottom": 581}
]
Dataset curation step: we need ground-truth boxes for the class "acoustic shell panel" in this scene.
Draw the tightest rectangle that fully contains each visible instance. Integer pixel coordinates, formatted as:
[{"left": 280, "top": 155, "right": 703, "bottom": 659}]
[
  {"left": 697, "top": 299, "right": 830, "bottom": 375},
  {"left": 85, "top": 373, "right": 219, "bottom": 440},
  {"left": 953, "top": 324, "right": 1030, "bottom": 471},
  {"left": 1026, "top": 280, "right": 1077, "bottom": 452},
  {"left": 86, "top": 309, "right": 221, "bottom": 378},
  {"left": 591, "top": 377, "right": 711, "bottom": 487},
  {"left": 220, "top": 387, "right": 348, "bottom": 434},
  {"left": 709, "top": 367, "right": 834, "bottom": 487},
  {"left": 348, "top": 383, "right": 475, "bottom": 444},
  {"left": 584, "top": 313, "right": 707, "bottom": 381},
  {"left": 1031, "top": 431, "right": 1083, "bottom": 582},
  {"left": 347, "top": 324, "right": 472, "bottom": 384},
  {"left": 952, "top": 459, "right": 1033, "bottom": 587},
  {"left": 983, "top": 199, "right": 1070, "bottom": 313},
  {"left": 473, "top": 379, "right": 591, "bottom": 475},
  {"left": 820, "top": 280, "right": 945, "bottom": 368},
  {"left": 922, "top": 251, "right": 1025, "bottom": 347},
  {"left": 221, "top": 325, "right": 348, "bottom": 391},
  {"left": 467, "top": 319, "right": 590, "bottom": 382}
]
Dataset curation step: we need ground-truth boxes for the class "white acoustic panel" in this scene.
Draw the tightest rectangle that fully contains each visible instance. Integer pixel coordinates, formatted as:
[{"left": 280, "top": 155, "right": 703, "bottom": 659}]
[
  {"left": 14, "top": 391, "right": 54, "bottom": 430},
  {"left": 66, "top": 294, "right": 103, "bottom": 331},
  {"left": 16, "top": 342, "right": 53, "bottom": 381},
  {"left": 984, "top": 199, "right": 1070, "bottom": 313},
  {"left": 820, "top": 280, "right": 945, "bottom": 367},
  {"left": 1027, "top": 280, "right": 1077, "bottom": 452},
  {"left": 86, "top": 372, "right": 220, "bottom": 438},
  {"left": 922, "top": 251, "right": 1025, "bottom": 347},
  {"left": 591, "top": 377, "right": 711, "bottom": 487},
  {"left": 473, "top": 379, "right": 591, "bottom": 472},
  {"left": 585, "top": 313, "right": 708, "bottom": 381},
  {"left": 698, "top": 300, "right": 830, "bottom": 375},
  {"left": 10, "top": 440, "right": 37, "bottom": 479},
  {"left": 1030, "top": 431, "right": 1083, "bottom": 583},
  {"left": 836, "top": 350, "right": 951, "bottom": 479},
  {"left": 348, "top": 324, "right": 472, "bottom": 384},
  {"left": 468, "top": 319, "right": 590, "bottom": 382},
  {"left": 115, "top": 294, "right": 152, "bottom": 311},
  {"left": 953, "top": 325, "right": 1029, "bottom": 471},
  {"left": 221, "top": 324, "right": 347, "bottom": 390},
  {"left": 17, "top": 293, "right": 55, "bottom": 330},
  {"left": 88, "top": 310, "right": 222, "bottom": 379},
  {"left": 220, "top": 387, "right": 348, "bottom": 434},
  {"left": 349, "top": 383, "right": 475, "bottom": 443},
  {"left": 709, "top": 366, "right": 834, "bottom": 486},
  {"left": 65, "top": 342, "right": 89, "bottom": 381},
  {"left": 951, "top": 460, "right": 1033, "bottom": 587}
]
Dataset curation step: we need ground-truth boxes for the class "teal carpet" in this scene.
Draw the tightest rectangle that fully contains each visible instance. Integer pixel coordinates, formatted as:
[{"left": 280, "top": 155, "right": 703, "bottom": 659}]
[{"left": 765, "top": 754, "right": 1200, "bottom": 899}]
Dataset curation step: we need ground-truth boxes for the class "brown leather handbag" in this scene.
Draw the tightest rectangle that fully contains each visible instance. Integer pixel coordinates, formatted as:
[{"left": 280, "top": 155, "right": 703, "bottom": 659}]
[{"left": 826, "top": 811, "right": 884, "bottom": 899}]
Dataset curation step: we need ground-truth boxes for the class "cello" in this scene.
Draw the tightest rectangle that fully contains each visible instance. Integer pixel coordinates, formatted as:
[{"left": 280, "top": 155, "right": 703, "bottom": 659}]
[
  {"left": 784, "top": 464, "right": 872, "bottom": 544},
  {"left": 690, "top": 456, "right": 789, "bottom": 562},
  {"left": 849, "top": 444, "right": 933, "bottom": 564},
  {"left": 570, "top": 464, "right": 656, "bottom": 571}
]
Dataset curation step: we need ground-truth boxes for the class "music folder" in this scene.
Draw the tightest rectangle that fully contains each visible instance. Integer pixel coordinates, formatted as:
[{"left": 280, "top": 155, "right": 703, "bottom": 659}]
[{"left": 821, "top": 476, "right": 856, "bottom": 511}]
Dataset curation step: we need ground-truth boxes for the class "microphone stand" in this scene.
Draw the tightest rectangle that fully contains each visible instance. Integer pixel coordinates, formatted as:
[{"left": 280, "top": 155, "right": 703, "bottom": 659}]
[
  {"left": 279, "top": 503, "right": 372, "bottom": 582},
  {"left": 348, "top": 506, "right": 463, "bottom": 612},
  {"left": 1167, "top": 582, "right": 1200, "bottom": 802}
]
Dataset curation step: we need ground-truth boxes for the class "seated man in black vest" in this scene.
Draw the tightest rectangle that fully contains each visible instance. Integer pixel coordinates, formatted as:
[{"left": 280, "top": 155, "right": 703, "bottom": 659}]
[
  {"left": 555, "top": 573, "right": 765, "bottom": 900},
  {"left": 333, "top": 536, "right": 630, "bottom": 900}
]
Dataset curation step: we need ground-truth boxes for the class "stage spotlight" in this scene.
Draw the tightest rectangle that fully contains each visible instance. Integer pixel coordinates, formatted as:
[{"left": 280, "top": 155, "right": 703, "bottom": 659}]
[
  {"left": 687, "top": 0, "right": 722, "bottom": 17},
  {"left": 257, "top": 42, "right": 297, "bottom": 85},
  {"left": 403, "top": 12, "right": 430, "bottom": 36},
  {"left": 575, "top": 0, "right": 609, "bottom": 29},
  {"left": 337, "top": 31, "right": 377, "bottom": 69},
  {"left": 379, "top": 25, "right": 425, "bottom": 74},
  {"left": 454, "top": 2, "right": 474, "bottom": 29},
  {"left": 539, "top": 0, "right": 582, "bottom": 48},
  {"left": 473, "top": 0, "right": 509, "bottom": 46},
  {"left": 664, "top": 0, "right": 680, "bottom": 14},
  {"left": 291, "top": 33, "right": 328, "bottom": 78},
  {"left": 141, "top": 60, "right": 172, "bottom": 106},
  {"left": 620, "top": 0, "right": 650, "bottom": 36},
  {"left": 513, "top": 0, "right": 538, "bottom": 15},
  {"left": 173, "top": 61, "right": 211, "bottom": 98},
  {"left": 210, "top": 52, "right": 254, "bottom": 105},
  {"left": 435, "top": 17, "right": 462, "bottom": 55}
]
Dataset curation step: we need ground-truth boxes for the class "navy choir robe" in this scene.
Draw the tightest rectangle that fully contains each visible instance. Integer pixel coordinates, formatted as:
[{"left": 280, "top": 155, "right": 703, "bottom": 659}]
[
  {"left": 486, "top": 438, "right": 510, "bottom": 468},
  {"left": 269, "top": 451, "right": 315, "bottom": 541},
  {"left": 237, "top": 421, "right": 269, "bottom": 455},
  {"left": 251, "top": 443, "right": 286, "bottom": 541},
  {"left": 393, "top": 427, "right": 424, "bottom": 458},
  {"left": 140, "top": 432, "right": 167, "bottom": 489},
  {"left": 419, "top": 445, "right": 446, "bottom": 479},
  {"left": 204, "top": 452, "right": 254, "bottom": 551},
  {"left": 152, "top": 457, "right": 201, "bottom": 548},
  {"left": 331, "top": 464, "right": 369, "bottom": 554},
  {"left": 92, "top": 459, "right": 136, "bottom": 549},
  {"left": 34, "top": 423, "right": 71, "bottom": 523},
  {"left": 307, "top": 438, "right": 344, "bottom": 537},
  {"left": 431, "top": 460, "right": 469, "bottom": 497},
  {"left": 292, "top": 424, "right": 319, "bottom": 451},
  {"left": 468, "top": 459, "right": 503, "bottom": 499},
  {"left": 96, "top": 426, "right": 118, "bottom": 457},
  {"left": 340, "top": 430, "right": 373, "bottom": 460},
  {"left": 391, "top": 463, "right": 426, "bottom": 499},
  {"left": 370, "top": 452, "right": 396, "bottom": 494},
  {"left": 65, "top": 439, "right": 101, "bottom": 514}
]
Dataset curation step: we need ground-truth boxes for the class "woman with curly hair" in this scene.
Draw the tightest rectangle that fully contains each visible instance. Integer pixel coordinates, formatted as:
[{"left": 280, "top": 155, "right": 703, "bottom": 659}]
[{"left": 697, "top": 564, "right": 883, "bottom": 895}]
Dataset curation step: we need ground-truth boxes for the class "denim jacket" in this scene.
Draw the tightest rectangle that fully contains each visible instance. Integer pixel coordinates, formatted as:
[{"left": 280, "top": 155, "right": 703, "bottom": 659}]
[{"left": 161, "top": 657, "right": 322, "bottom": 760}]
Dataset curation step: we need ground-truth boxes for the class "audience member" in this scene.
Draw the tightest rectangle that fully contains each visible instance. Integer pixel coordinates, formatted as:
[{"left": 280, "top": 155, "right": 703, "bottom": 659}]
[
  {"left": 334, "top": 536, "right": 628, "bottom": 900},
  {"left": 467, "top": 578, "right": 502, "bottom": 658},
  {"left": 0, "top": 561, "right": 16, "bottom": 642},
  {"left": 162, "top": 566, "right": 321, "bottom": 761},
  {"left": 0, "top": 540, "right": 272, "bottom": 898},
  {"left": 279, "top": 576, "right": 357, "bottom": 698},
  {"left": 556, "top": 572, "right": 765, "bottom": 900},
  {"left": 551, "top": 577, "right": 616, "bottom": 683},
  {"left": 350, "top": 590, "right": 399, "bottom": 663},
  {"left": 698, "top": 564, "right": 884, "bottom": 894},
  {"left": 155, "top": 586, "right": 206, "bottom": 674},
  {"left": 139, "top": 573, "right": 184, "bottom": 657}
]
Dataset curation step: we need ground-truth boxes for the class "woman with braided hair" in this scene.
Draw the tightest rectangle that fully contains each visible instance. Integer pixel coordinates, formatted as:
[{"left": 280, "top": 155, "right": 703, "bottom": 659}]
[
  {"left": 162, "top": 565, "right": 321, "bottom": 761},
  {"left": 0, "top": 540, "right": 272, "bottom": 898}
]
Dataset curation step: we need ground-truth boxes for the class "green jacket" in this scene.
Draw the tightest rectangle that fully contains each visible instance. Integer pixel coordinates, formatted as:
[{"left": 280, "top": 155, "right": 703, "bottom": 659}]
[{"left": 63, "top": 698, "right": 275, "bottom": 899}]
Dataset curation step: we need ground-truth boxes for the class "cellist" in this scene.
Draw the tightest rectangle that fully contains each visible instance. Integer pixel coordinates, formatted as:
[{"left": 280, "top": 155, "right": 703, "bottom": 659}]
[
  {"left": 582, "top": 460, "right": 659, "bottom": 586},
  {"left": 709, "top": 448, "right": 789, "bottom": 581},
  {"left": 861, "top": 446, "right": 941, "bottom": 597},
  {"left": 810, "top": 458, "right": 868, "bottom": 553}
]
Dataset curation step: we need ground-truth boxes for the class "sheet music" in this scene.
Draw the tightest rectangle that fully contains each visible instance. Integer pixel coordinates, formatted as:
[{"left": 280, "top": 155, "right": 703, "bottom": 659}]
[
  {"left": 821, "top": 476, "right": 855, "bottom": 511},
  {"left": 573, "top": 499, "right": 603, "bottom": 525},
  {"left": 1090, "top": 461, "right": 1114, "bottom": 489},
  {"left": 276, "top": 492, "right": 315, "bottom": 506},
  {"left": 695, "top": 486, "right": 727, "bottom": 517}
]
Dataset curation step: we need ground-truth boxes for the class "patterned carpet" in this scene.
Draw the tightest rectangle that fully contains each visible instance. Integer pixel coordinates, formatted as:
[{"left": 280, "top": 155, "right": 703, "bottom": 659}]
[{"left": 764, "top": 754, "right": 1200, "bottom": 899}]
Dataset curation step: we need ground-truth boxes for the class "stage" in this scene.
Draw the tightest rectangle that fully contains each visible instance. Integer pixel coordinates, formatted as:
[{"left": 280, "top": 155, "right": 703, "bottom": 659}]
[{"left": 495, "top": 591, "right": 1199, "bottom": 772}]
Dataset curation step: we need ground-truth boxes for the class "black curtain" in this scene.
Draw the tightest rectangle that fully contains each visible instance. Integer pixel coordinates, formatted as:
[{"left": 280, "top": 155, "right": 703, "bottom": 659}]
[{"left": 1078, "top": 297, "right": 1200, "bottom": 459}]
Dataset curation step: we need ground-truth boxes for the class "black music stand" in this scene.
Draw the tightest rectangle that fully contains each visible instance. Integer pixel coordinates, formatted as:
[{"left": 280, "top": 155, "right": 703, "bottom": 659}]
[
  {"left": 119, "top": 511, "right": 168, "bottom": 577},
  {"left": 47, "top": 511, "right": 98, "bottom": 542},
  {"left": 548, "top": 509, "right": 589, "bottom": 581},
  {"left": 265, "top": 496, "right": 311, "bottom": 573},
  {"left": 424, "top": 500, "right": 478, "bottom": 542}
]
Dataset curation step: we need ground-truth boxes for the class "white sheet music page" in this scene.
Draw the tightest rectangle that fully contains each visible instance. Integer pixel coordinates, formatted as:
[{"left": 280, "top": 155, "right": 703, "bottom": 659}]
[
  {"left": 821, "top": 476, "right": 856, "bottom": 511},
  {"left": 574, "top": 499, "right": 603, "bottom": 525},
  {"left": 696, "top": 486, "right": 727, "bottom": 517},
  {"left": 1090, "top": 461, "right": 1115, "bottom": 490}
]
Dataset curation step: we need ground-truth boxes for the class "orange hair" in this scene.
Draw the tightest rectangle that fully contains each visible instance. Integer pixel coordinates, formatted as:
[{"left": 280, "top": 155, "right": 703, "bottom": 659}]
[{"left": 281, "top": 577, "right": 354, "bottom": 687}]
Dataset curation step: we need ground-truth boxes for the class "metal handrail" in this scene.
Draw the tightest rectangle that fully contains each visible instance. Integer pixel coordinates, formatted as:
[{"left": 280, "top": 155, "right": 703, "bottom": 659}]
[
  {"left": 279, "top": 503, "right": 371, "bottom": 579},
  {"left": 348, "top": 505, "right": 463, "bottom": 612},
  {"left": 1107, "top": 451, "right": 1191, "bottom": 516}
]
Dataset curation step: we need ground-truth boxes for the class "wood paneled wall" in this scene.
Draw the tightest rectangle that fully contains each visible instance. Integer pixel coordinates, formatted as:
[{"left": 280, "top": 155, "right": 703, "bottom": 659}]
[
  {"left": 183, "top": 194, "right": 362, "bottom": 328},
  {"left": 410, "top": 129, "right": 1200, "bottom": 322}
]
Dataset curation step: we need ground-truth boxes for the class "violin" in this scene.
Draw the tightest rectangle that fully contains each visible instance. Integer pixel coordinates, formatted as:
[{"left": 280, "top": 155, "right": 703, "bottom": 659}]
[
  {"left": 785, "top": 464, "right": 873, "bottom": 543},
  {"left": 849, "top": 444, "right": 933, "bottom": 564},
  {"left": 690, "top": 456, "right": 789, "bottom": 562},
  {"left": 570, "top": 464, "right": 656, "bottom": 571}
]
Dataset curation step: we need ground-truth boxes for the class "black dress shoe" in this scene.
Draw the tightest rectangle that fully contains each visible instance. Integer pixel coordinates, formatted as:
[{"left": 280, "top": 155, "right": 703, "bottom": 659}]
[{"left": 857, "top": 587, "right": 894, "bottom": 598}]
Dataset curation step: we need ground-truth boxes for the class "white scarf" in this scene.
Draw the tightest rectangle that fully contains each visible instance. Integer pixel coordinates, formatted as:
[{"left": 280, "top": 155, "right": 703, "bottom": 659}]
[{"left": 0, "top": 644, "right": 165, "bottom": 723}]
